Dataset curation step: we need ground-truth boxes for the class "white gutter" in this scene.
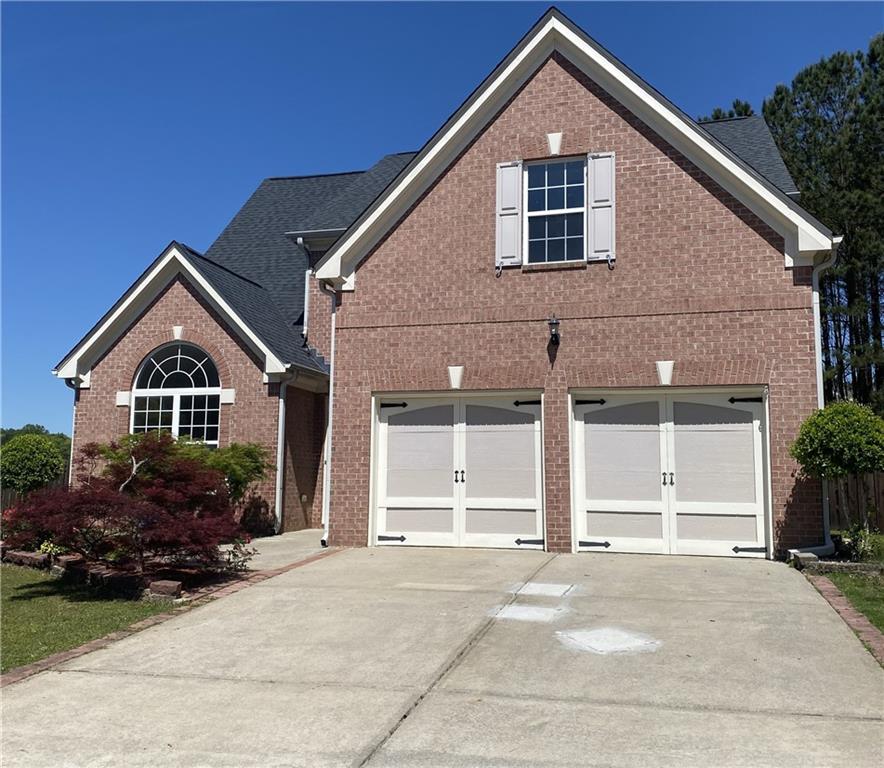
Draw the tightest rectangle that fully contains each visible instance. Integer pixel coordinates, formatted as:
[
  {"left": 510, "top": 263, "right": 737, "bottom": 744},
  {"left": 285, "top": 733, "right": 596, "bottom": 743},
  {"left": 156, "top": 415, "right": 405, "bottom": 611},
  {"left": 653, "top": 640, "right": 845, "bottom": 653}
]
[
  {"left": 64, "top": 379, "right": 78, "bottom": 486},
  {"left": 789, "top": 237, "right": 842, "bottom": 559},
  {"left": 318, "top": 281, "right": 338, "bottom": 547}
]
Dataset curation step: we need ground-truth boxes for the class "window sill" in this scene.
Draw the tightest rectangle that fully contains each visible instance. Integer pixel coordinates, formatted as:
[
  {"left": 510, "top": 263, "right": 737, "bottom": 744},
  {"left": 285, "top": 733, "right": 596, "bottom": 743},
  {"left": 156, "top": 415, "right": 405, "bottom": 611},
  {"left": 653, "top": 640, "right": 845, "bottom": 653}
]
[{"left": 521, "top": 261, "right": 587, "bottom": 273}]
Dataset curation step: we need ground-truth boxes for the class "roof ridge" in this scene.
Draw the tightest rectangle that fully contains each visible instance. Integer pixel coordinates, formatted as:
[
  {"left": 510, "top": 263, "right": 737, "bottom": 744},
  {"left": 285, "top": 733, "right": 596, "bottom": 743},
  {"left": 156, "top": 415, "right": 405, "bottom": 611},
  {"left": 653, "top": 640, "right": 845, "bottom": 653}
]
[
  {"left": 186, "top": 250, "right": 268, "bottom": 290},
  {"left": 265, "top": 170, "right": 365, "bottom": 182},
  {"left": 699, "top": 115, "right": 759, "bottom": 124}
]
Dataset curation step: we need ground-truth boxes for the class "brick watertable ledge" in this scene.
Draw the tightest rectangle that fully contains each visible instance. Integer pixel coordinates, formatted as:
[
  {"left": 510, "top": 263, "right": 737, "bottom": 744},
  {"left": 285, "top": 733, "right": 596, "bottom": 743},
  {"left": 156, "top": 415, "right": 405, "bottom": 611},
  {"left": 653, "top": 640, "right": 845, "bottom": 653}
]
[
  {"left": 806, "top": 574, "right": 884, "bottom": 666},
  {"left": 0, "top": 548, "right": 342, "bottom": 688}
]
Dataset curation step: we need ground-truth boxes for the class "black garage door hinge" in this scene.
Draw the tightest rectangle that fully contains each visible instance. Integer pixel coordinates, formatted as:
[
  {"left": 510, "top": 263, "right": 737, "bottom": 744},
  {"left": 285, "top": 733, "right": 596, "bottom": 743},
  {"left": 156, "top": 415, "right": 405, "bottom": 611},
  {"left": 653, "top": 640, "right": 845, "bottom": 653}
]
[
  {"left": 513, "top": 400, "right": 541, "bottom": 407},
  {"left": 380, "top": 402, "right": 408, "bottom": 409},
  {"left": 378, "top": 535, "right": 406, "bottom": 542},
  {"left": 579, "top": 540, "right": 611, "bottom": 548},
  {"left": 728, "top": 397, "right": 762, "bottom": 404},
  {"left": 732, "top": 545, "right": 766, "bottom": 554},
  {"left": 515, "top": 538, "right": 544, "bottom": 546},
  {"left": 575, "top": 398, "right": 606, "bottom": 406}
]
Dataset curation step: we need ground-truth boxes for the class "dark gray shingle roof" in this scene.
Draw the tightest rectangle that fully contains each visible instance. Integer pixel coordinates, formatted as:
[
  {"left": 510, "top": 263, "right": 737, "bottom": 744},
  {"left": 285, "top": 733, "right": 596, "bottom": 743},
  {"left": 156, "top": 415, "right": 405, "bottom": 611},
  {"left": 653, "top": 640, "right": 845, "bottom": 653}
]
[{"left": 699, "top": 116, "right": 799, "bottom": 198}]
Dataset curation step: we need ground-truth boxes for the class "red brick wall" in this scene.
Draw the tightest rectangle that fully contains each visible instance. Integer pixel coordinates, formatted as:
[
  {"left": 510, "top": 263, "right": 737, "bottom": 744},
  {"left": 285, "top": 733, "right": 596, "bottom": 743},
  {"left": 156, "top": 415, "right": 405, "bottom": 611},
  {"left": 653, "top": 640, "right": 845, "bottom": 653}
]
[
  {"left": 326, "top": 54, "right": 822, "bottom": 553},
  {"left": 72, "top": 275, "right": 281, "bottom": 512},
  {"left": 281, "top": 386, "right": 326, "bottom": 531}
]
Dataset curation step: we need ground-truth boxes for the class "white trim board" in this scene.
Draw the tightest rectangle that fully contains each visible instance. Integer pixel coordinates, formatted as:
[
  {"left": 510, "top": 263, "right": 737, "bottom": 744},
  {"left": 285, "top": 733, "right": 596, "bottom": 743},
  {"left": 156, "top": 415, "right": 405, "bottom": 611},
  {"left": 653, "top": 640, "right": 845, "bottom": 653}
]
[
  {"left": 314, "top": 10, "right": 834, "bottom": 287},
  {"left": 54, "top": 244, "right": 287, "bottom": 381}
]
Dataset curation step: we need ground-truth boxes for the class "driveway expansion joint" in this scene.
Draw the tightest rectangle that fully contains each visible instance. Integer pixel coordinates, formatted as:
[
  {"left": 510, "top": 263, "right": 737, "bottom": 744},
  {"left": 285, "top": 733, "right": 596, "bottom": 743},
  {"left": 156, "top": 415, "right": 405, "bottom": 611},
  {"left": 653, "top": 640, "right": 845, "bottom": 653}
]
[{"left": 356, "top": 553, "right": 559, "bottom": 767}]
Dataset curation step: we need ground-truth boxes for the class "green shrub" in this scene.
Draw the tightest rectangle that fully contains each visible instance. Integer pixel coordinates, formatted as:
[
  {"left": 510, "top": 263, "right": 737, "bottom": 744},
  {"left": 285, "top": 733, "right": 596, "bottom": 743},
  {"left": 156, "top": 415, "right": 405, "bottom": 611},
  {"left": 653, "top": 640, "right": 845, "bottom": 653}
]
[
  {"left": 0, "top": 434, "right": 67, "bottom": 494},
  {"left": 790, "top": 402, "right": 884, "bottom": 479},
  {"left": 175, "top": 439, "right": 270, "bottom": 504}
]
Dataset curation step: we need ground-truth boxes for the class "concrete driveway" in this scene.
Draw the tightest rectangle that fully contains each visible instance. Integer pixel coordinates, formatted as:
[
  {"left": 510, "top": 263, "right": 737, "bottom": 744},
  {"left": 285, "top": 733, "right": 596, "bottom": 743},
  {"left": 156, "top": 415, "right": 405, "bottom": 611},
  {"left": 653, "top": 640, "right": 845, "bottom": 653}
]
[{"left": 3, "top": 545, "right": 882, "bottom": 767}]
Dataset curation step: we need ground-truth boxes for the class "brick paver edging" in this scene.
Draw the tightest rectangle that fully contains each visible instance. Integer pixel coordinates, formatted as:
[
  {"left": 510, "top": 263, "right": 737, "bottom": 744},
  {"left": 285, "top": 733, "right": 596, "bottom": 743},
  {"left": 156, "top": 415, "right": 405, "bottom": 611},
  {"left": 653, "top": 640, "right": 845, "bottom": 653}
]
[
  {"left": 0, "top": 548, "right": 342, "bottom": 688},
  {"left": 807, "top": 573, "right": 884, "bottom": 665}
]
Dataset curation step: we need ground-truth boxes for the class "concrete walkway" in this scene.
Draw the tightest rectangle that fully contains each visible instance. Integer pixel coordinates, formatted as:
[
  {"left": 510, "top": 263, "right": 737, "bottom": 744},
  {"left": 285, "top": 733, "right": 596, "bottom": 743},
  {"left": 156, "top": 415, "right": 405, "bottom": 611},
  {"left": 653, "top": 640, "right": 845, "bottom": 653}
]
[{"left": 2, "top": 548, "right": 882, "bottom": 767}]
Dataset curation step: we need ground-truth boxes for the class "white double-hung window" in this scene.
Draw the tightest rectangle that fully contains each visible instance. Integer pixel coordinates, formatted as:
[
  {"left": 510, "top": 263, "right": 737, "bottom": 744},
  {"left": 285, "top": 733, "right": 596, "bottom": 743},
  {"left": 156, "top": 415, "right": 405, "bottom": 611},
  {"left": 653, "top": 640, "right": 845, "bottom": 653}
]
[
  {"left": 525, "top": 158, "right": 586, "bottom": 264},
  {"left": 495, "top": 152, "right": 615, "bottom": 269},
  {"left": 131, "top": 343, "right": 222, "bottom": 446}
]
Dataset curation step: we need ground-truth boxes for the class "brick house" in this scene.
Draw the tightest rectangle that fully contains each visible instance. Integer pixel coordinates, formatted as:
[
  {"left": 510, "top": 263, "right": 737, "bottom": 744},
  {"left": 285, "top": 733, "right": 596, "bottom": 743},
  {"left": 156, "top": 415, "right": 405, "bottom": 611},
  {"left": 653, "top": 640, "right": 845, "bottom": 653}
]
[{"left": 55, "top": 9, "right": 839, "bottom": 558}]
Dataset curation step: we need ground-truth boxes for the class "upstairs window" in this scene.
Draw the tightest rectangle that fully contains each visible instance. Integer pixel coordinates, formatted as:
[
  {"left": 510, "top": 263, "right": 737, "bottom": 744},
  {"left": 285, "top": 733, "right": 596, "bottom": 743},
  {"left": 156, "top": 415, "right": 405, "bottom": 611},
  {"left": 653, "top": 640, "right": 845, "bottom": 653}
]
[
  {"left": 525, "top": 159, "right": 586, "bottom": 264},
  {"left": 131, "top": 343, "right": 222, "bottom": 446}
]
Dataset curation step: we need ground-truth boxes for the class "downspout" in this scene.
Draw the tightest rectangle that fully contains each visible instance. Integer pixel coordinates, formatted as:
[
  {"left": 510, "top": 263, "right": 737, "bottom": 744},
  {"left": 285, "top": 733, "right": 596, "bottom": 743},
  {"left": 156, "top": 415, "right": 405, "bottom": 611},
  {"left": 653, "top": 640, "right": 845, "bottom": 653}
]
[
  {"left": 64, "top": 378, "right": 78, "bottom": 487},
  {"left": 791, "top": 236, "right": 842, "bottom": 558},
  {"left": 318, "top": 281, "right": 337, "bottom": 547},
  {"left": 274, "top": 370, "right": 297, "bottom": 534}
]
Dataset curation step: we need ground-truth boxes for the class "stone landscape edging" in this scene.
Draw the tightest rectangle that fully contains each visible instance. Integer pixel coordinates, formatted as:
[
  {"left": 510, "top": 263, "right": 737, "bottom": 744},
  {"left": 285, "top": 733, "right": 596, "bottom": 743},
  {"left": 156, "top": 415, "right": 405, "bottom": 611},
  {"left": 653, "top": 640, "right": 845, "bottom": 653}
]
[
  {"left": 806, "top": 573, "right": 884, "bottom": 666},
  {"left": 0, "top": 547, "right": 341, "bottom": 688}
]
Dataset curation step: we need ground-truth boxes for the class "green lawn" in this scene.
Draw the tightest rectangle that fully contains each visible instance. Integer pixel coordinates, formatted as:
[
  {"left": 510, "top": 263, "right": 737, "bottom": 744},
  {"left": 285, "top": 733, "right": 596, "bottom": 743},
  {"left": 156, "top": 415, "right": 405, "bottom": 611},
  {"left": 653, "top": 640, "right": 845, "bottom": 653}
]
[
  {"left": 828, "top": 571, "right": 884, "bottom": 634},
  {"left": 1, "top": 564, "right": 171, "bottom": 673}
]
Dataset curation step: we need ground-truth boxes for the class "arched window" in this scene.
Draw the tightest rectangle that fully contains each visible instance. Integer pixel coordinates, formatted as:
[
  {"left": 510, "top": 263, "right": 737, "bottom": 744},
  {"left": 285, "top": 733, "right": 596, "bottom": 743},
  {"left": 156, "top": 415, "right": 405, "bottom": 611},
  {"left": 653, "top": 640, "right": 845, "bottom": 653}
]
[{"left": 131, "top": 343, "right": 222, "bottom": 446}]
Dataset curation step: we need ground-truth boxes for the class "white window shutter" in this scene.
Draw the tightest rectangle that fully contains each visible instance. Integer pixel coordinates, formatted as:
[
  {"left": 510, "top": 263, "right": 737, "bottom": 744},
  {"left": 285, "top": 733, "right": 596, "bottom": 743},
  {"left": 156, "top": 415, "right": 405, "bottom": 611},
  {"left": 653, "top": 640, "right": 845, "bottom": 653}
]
[
  {"left": 587, "top": 152, "right": 615, "bottom": 262},
  {"left": 496, "top": 160, "right": 523, "bottom": 267}
]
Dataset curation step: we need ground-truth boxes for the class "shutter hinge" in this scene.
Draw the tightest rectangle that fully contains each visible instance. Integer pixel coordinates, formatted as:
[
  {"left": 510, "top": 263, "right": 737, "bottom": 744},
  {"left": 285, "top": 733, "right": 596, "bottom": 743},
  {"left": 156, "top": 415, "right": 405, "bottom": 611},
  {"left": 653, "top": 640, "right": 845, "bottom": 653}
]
[
  {"left": 380, "top": 402, "right": 408, "bottom": 409},
  {"left": 515, "top": 538, "right": 544, "bottom": 546},
  {"left": 513, "top": 400, "right": 541, "bottom": 407},
  {"left": 579, "top": 540, "right": 611, "bottom": 548},
  {"left": 732, "top": 545, "right": 766, "bottom": 554},
  {"left": 575, "top": 398, "right": 606, "bottom": 406},
  {"left": 728, "top": 397, "right": 762, "bottom": 404},
  {"left": 378, "top": 535, "right": 407, "bottom": 542}
]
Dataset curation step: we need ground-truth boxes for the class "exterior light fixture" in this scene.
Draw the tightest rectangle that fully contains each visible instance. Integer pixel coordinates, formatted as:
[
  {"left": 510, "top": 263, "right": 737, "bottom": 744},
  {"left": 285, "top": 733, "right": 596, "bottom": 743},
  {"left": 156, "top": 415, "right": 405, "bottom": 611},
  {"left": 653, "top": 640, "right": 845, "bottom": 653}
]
[{"left": 548, "top": 315, "right": 561, "bottom": 346}]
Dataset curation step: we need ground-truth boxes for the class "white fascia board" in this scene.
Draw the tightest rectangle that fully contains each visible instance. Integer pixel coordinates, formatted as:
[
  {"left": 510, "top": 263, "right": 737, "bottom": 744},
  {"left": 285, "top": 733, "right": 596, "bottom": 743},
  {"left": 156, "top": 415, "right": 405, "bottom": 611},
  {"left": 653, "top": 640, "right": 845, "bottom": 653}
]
[
  {"left": 316, "top": 17, "right": 832, "bottom": 282},
  {"left": 54, "top": 246, "right": 286, "bottom": 379}
]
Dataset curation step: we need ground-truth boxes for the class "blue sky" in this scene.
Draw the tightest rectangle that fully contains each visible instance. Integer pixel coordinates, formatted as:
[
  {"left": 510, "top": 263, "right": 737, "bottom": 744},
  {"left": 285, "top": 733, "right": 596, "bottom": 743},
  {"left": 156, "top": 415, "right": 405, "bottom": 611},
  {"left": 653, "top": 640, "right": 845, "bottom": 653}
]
[{"left": 2, "top": 1, "right": 881, "bottom": 434}]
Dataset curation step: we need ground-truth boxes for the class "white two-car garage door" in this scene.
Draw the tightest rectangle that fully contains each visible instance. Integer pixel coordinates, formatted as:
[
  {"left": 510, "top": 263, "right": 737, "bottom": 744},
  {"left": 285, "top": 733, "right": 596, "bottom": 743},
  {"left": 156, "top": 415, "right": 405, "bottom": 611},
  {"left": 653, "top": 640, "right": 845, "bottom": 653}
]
[
  {"left": 374, "top": 396, "right": 544, "bottom": 549},
  {"left": 573, "top": 392, "right": 768, "bottom": 557}
]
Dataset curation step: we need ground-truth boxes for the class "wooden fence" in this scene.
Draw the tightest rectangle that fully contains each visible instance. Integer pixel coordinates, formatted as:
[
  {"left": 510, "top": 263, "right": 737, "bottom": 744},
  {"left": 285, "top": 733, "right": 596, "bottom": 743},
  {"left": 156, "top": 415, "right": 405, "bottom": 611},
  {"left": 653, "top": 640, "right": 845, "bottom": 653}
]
[
  {"left": 829, "top": 473, "right": 884, "bottom": 532},
  {"left": 1, "top": 474, "right": 68, "bottom": 512}
]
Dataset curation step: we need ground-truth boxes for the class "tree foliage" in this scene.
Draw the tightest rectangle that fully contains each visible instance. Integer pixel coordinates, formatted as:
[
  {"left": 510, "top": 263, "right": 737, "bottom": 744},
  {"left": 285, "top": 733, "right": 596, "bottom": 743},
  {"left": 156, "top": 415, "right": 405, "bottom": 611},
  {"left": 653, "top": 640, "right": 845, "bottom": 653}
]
[
  {"left": 3, "top": 433, "right": 241, "bottom": 571},
  {"left": 0, "top": 434, "right": 67, "bottom": 494},
  {"left": 763, "top": 35, "right": 883, "bottom": 413},
  {"left": 698, "top": 99, "right": 755, "bottom": 122},
  {"left": 0, "top": 424, "right": 70, "bottom": 473},
  {"left": 790, "top": 402, "right": 884, "bottom": 479}
]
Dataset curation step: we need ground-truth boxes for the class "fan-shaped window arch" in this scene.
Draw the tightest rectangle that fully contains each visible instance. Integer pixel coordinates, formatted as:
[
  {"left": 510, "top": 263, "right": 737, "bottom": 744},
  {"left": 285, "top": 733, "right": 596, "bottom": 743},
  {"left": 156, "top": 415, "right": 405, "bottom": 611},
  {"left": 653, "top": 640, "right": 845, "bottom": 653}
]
[{"left": 131, "top": 343, "right": 222, "bottom": 446}]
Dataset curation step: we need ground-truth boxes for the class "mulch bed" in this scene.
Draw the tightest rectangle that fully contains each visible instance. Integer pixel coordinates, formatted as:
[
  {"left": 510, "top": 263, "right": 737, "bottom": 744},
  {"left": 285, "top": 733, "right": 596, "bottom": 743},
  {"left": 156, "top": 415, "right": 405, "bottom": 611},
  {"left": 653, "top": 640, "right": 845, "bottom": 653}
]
[{"left": 0, "top": 548, "right": 341, "bottom": 688}]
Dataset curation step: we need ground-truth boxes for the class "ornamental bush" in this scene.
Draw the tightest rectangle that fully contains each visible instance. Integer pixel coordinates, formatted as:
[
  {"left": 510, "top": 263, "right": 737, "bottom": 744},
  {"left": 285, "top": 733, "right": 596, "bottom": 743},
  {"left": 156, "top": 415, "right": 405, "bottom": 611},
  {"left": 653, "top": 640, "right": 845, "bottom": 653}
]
[
  {"left": 3, "top": 432, "right": 241, "bottom": 572},
  {"left": 790, "top": 402, "right": 884, "bottom": 479},
  {"left": 0, "top": 434, "right": 67, "bottom": 494}
]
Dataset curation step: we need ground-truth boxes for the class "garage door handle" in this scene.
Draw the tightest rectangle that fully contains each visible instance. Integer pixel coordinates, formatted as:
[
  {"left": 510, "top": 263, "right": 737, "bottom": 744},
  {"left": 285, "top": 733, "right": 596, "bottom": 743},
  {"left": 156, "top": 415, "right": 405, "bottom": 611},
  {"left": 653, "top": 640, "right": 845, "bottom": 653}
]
[
  {"left": 454, "top": 470, "right": 459, "bottom": 484},
  {"left": 669, "top": 473, "right": 675, "bottom": 486},
  {"left": 460, "top": 470, "right": 465, "bottom": 483},
  {"left": 662, "top": 472, "right": 667, "bottom": 486}
]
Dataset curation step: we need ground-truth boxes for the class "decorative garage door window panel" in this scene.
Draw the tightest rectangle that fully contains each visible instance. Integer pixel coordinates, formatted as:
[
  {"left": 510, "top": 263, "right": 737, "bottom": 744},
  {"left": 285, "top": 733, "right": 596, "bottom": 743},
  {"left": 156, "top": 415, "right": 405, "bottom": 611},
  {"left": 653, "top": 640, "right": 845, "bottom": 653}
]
[
  {"left": 376, "top": 397, "right": 544, "bottom": 549},
  {"left": 131, "top": 343, "right": 222, "bottom": 447},
  {"left": 574, "top": 393, "right": 766, "bottom": 557}
]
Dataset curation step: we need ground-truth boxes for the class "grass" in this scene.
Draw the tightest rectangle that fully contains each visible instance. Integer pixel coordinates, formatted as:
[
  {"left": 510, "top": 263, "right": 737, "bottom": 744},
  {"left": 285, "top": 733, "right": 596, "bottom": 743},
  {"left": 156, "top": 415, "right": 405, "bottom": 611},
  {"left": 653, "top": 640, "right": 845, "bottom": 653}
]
[
  {"left": 1, "top": 564, "right": 171, "bottom": 673},
  {"left": 828, "top": 571, "right": 884, "bottom": 634}
]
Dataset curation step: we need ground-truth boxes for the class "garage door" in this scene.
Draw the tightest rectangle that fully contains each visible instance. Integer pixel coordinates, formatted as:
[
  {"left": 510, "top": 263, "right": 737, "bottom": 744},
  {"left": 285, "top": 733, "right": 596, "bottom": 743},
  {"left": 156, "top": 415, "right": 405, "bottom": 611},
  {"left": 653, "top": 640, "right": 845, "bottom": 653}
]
[
  {"left": 573, "top": 392, "right": 767, "bottom": 557},
  {"left": 375, "top": 396, "right": 544, "bottom": 549}
]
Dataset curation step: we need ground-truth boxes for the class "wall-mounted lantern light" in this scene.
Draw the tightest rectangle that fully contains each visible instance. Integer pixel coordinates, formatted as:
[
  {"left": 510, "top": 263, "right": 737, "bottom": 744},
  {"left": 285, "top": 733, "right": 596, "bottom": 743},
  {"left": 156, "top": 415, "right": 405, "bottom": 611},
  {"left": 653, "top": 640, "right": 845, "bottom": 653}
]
[{"left": 548, "top": 315, "right": 561, "bottom": 346}]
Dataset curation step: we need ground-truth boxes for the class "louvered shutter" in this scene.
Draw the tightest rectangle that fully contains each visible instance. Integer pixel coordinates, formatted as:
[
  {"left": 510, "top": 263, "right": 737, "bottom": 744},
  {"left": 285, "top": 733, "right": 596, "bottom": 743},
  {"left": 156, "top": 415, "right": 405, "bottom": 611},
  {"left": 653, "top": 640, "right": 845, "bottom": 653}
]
[
  {"left": 496, "top": 160, "right": 523, "bottom": 267},
  {"left": 587, "top": 152, "right": 615, "bottom": 262}
]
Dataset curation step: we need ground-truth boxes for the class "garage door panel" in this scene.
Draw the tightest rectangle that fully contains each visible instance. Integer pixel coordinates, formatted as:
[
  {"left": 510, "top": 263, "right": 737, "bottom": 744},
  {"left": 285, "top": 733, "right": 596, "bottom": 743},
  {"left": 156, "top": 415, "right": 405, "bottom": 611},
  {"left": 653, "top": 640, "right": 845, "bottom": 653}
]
[
  {"left": 587, "top": 511, "right": 663, "bottom": 539},
  {"left": 466, "top": 508, "right": 538, "bottom": 535},
  {"left": 673, "top": 402, "right": 756, "bottom": 504},
  {"left": 676, "top": 513, "right": 757, "bottom": 541},
  {"left": 584, "top": 402, "right": 662, "bottom": 503},
  {"left": 386, "top": 508, "right": 454, "bottom": 533}
]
